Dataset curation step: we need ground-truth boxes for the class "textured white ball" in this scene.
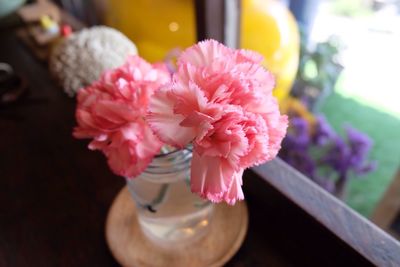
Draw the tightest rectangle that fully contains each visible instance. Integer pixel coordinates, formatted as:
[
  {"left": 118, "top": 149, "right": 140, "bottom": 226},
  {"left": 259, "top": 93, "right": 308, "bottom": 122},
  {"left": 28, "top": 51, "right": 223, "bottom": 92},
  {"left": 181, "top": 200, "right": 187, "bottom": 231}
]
[{"left": 49, "top": 26, "right": 138, "bottom": 97}]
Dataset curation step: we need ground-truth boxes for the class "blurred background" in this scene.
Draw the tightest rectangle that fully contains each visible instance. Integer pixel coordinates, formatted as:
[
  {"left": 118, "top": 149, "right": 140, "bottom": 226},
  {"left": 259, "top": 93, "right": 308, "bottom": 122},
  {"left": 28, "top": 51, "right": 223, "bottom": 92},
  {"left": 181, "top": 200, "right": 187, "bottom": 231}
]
[{"left": 295, "top": 0, "right": 400, "bottom": 217}]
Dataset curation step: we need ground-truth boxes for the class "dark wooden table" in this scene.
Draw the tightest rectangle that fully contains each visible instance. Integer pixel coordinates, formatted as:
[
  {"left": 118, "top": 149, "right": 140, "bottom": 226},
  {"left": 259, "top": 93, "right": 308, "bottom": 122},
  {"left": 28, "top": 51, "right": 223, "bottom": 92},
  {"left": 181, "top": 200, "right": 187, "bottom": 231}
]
[{"left": 1, "top": 28, "right": 399, "bottom": 267}]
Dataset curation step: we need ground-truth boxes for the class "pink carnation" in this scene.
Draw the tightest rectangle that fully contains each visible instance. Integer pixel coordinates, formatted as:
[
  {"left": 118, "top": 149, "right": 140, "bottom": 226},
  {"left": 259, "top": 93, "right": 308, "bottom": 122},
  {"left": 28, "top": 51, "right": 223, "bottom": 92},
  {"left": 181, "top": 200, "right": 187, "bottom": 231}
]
[
  {"left": 74, "top": 56, "right": 170, "bottom": 178},
  {"left": 147, "top": 40, "right": 288, "bottom": 204}
]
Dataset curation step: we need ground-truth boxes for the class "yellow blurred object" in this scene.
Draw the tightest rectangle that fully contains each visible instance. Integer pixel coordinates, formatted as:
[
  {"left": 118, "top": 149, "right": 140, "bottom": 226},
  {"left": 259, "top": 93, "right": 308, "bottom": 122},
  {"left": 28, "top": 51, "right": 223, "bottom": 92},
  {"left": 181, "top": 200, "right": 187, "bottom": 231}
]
[
  {"left": 280, "top": 97, "right": 316, "bottom": 126},
  {"left": 242, "top": 0, "right": 300, "bottom": 101},
  {"left": 105, "top": 0, "right": 195, "bottom": 62},
  {"left": 40, "top": 15, "right": 56, "bottom": 30},
  {"left": 105, "top": 0, "right": 299, "bottom": 101}
]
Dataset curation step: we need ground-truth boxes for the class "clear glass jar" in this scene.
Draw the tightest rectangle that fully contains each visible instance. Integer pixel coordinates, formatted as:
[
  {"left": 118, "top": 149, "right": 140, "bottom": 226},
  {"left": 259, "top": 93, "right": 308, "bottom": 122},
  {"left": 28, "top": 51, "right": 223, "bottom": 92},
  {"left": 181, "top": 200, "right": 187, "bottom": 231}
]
[{"left": 127, "top": 148, "right": 214, "bottom": 247}]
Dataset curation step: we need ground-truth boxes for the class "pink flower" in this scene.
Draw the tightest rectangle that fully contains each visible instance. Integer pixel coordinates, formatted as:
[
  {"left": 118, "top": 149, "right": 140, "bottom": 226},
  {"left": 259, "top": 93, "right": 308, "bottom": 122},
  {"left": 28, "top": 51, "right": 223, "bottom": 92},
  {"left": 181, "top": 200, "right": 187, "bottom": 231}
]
[
  {"left": 147, "top": 40, "right": 288, "bottom": 204},
  {"left": 74, "top": 56, "right": 170, "bottom": 178}
]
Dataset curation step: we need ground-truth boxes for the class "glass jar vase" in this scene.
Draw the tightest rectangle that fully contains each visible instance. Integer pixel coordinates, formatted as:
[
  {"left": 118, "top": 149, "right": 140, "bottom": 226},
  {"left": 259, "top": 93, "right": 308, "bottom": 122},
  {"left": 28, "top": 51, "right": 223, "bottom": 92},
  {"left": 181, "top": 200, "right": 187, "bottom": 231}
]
[{"left": 127, "top": 148, "right": 214, "bottom": 247}]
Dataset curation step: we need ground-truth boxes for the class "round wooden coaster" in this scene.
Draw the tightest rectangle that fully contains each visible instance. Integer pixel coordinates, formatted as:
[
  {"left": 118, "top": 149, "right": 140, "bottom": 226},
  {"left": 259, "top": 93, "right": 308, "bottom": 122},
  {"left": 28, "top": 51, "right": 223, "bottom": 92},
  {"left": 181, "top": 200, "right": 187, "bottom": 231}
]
[{"left": 106, "top": 186, "right": 248, "bottom": 267}]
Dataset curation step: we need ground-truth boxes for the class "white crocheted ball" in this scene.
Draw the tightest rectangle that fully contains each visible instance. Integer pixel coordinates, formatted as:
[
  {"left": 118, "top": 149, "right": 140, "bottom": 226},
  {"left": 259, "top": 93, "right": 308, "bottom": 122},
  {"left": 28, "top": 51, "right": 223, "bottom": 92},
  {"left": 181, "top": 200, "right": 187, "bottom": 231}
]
[{"left": 50, "top": 26, "right": 138, "bottom": 97}]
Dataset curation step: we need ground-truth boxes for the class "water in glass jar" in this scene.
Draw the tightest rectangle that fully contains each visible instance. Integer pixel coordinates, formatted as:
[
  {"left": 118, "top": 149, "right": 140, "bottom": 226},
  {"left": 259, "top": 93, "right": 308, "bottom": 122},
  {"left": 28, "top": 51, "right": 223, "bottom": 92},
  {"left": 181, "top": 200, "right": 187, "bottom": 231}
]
[{"left": 128, "top": 175, "right": 213, "bottom": 246}]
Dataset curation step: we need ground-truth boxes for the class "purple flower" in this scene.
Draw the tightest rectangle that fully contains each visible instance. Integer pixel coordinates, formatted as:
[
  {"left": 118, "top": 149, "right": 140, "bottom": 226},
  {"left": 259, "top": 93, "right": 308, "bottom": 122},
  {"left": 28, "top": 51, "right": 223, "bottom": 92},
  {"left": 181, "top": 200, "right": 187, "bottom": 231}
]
[
  {"left": 283, "top": 117, "right": 310, "bottom": 150},
  {"left": 280, "top": 117, "right": 316, "bottom": 179},
  {"left": 280, "top": 115, "right": 376, "bottom": 197},
  {"left": 345, "top": 126, "right": 376, "bottom": 175},
  {"left": 312, "top": 115, "right": 336, "bottom": 145},
  {"left": 321, "top": 136, "right": 350, "bottom": 178},
  {"left": 321, "top": 126, "right": 376, "bottom": 180}
]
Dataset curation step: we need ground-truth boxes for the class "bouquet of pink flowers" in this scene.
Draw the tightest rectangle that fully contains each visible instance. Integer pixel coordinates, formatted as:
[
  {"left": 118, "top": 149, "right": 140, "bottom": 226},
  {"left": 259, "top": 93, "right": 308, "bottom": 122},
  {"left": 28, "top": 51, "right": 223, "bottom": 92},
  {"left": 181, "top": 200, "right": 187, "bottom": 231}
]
[{"left": 74, "top": 40, "right": 288, "bottom": 205}]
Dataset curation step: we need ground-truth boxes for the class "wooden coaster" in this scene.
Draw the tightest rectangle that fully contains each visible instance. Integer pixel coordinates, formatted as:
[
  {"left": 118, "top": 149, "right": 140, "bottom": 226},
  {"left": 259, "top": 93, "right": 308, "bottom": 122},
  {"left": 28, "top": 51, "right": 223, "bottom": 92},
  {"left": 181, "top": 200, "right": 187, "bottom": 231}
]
[{"left": 106, "top": 186, "right": 248, "bottom": 267}]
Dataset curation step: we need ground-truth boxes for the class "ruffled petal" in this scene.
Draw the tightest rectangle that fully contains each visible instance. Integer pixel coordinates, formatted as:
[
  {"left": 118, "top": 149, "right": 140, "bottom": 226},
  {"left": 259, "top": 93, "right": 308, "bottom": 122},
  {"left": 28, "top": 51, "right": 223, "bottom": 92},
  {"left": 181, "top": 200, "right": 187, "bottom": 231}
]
[
  {"left": 104, "top": 125, "right": 161, "bottom": 178},
  {"left": 222, "top": 169, "right": 244, "bottom": 205},
  {"left": 134, "top": 122, "right": 163, "bottom": 159},
  {"left": 93, "top": 100, "right": 139, "bottom": 123},
  {"left": 266, "top": 115, "right": 289, "bottom": 160},
  {"left": 147, "top": 87, "right": 197, "bottom": 148},
  {"left": 178, "top": 39, "right": 231, "bottom": 67},
  {"left": 172, "top": 80, "right": 208, "bottom": 115},
  {"left": 88, "top": 139, "right": 108, "bottom": 150},
  {"left": 234, "top": 49, "right": 264, "bottom": 64},
  {"left": 190, "top": 151, "right": 233, "bottom": 202},
  {"left": 104, "top": 139, "right": 136, "bottom": 177},
  {"left": 105, "top": 143, "right": 150, "bottom": 178}
]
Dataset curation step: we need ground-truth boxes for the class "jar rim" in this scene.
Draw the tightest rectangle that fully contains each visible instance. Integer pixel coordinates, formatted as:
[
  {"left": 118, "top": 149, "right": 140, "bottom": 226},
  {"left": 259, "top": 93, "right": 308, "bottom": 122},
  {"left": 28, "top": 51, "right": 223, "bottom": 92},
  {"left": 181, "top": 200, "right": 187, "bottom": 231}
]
[
  {"left": 144, "top": 146, "right": 192, "bottom": 176},
  {"left": 154, "top": 147, "right": 185, "bottom": 158}
]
